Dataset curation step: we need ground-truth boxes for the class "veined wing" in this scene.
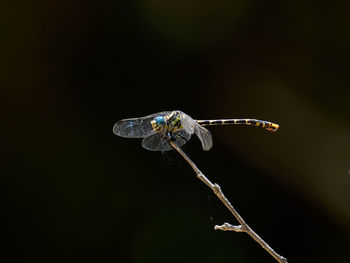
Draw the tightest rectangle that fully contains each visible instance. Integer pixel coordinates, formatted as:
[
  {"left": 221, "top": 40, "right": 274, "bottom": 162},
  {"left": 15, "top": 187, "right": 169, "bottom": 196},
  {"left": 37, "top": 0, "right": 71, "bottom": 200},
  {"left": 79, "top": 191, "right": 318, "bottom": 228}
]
[
  {"left": 113, "top": 111, "right": 171, "bottom": 138},
  {"left": 193, "top": 124, "right": 212, "bottom": 151},
  {"left": 142, "top": 130, "right": 191, "bottom": 151},
  {"left": 179, "top": 111, "right": 213, "bottom": 151}
]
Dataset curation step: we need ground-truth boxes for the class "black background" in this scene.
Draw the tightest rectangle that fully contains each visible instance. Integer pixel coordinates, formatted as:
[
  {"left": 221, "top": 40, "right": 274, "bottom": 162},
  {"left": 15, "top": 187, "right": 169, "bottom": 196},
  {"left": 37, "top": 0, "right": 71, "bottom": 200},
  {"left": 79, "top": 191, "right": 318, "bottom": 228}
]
[{"left": 3, "top": 1, "right": 350, "bottom": 262}]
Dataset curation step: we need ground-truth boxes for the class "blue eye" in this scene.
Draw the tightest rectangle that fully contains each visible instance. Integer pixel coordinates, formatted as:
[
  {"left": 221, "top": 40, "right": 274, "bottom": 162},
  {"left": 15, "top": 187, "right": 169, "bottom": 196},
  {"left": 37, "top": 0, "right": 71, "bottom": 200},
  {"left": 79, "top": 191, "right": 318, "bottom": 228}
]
[{"left": 155, "top": 116, "right": 165, "bottom": 126}]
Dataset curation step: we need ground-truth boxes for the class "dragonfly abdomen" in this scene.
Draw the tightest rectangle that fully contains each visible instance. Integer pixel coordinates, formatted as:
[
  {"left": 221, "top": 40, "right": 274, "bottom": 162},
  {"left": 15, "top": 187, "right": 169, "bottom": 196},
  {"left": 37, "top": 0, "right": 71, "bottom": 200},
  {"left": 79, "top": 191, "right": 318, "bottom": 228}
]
[{"left": 196, "top": 119, "right": 279, "bottom": 132}]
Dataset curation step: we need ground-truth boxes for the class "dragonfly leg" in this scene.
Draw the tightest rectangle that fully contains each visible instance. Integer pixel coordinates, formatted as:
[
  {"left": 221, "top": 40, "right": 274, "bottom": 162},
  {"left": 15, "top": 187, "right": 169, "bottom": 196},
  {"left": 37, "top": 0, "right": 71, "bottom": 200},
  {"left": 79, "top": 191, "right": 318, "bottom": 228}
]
[
  {"left": 167, "top": 131, "right": 175, "bottom": 141},
  {"left": 174, "top": 133, "right": 189, "bottom": 142}
]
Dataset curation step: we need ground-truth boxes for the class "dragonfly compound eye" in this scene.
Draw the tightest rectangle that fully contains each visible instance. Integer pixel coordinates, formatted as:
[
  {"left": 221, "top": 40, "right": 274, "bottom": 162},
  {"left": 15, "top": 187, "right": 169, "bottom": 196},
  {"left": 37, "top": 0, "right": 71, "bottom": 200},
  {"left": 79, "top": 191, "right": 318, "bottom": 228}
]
[{"left": 155, "top": 116, "right": 166, "bottom": 127}]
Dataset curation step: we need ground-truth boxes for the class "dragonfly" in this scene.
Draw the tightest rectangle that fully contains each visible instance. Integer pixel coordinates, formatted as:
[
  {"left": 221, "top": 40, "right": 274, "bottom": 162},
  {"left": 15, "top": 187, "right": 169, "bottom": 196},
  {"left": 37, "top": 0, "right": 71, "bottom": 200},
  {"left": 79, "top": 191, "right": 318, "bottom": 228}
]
[{"left": 113, "top": 110, "right": 279, "bottom": 151}]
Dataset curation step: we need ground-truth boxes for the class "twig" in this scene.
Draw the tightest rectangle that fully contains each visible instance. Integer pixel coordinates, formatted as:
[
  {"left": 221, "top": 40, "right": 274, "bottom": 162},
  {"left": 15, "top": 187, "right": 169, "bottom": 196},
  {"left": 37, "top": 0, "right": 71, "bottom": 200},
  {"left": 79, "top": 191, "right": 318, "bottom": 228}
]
[{"left": 168, "top": 140, "right": 287, "bottom": 263}]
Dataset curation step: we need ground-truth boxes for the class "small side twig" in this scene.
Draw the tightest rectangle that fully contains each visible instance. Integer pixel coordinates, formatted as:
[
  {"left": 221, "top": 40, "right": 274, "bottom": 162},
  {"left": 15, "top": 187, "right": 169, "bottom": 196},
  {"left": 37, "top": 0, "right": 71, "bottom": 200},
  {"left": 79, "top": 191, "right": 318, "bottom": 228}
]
[{"left": 169, "top": 140, "right": 287, "bottom": 263}]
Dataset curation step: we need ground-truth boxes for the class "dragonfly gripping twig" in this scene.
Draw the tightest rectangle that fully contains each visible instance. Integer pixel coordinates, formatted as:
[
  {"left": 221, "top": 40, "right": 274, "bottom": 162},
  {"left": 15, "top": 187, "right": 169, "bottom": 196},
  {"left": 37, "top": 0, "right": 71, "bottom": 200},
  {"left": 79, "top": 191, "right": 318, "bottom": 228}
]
[{"left": 113, "top": 110, "right": 286, "bottom": 262}]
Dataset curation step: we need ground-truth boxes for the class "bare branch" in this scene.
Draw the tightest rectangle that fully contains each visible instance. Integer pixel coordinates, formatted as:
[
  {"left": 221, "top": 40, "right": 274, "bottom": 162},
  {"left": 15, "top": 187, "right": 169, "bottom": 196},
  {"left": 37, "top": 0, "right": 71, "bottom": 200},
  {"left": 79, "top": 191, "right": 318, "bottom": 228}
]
[{"left": 169, "top": 140, "right": 287, "bottom": 263}]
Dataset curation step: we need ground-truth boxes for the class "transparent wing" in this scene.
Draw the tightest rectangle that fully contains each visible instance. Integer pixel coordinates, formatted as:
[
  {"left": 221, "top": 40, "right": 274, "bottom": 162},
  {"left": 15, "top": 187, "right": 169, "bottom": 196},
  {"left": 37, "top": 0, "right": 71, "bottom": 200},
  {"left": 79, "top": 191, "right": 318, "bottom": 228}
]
[
  {"left": 179, "top": 111, "right": 213, "bottom": 151},
  {"left": 172, "top": 130, "right": 192, "bottom": 149},
  {"left": 142, "top": 130, "right": 191, "bottom": 151},
  {"left": 179, "top": 111, "right": 196, "bottom": 135},
  {"left": 113, "top": 111, "right": 171, "bottom": 138},
  {"left": 193, "top": 124, "right": 213, "bottom": 151}
]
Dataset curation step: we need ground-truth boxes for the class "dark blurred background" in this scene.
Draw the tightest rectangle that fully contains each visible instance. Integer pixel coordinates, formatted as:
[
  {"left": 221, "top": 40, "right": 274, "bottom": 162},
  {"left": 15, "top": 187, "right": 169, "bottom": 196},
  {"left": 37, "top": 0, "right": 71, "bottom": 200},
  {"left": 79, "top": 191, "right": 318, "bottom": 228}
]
[{"left": 2, "top": 1, "right": 350, "bottom": 262}]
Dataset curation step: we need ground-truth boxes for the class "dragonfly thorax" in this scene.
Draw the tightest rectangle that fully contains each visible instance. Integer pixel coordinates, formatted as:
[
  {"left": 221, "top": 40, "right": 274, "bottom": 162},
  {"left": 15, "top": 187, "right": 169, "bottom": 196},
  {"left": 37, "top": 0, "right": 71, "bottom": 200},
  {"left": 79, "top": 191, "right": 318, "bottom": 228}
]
[{"left": 151, "top": 111, "right": 183, "bottom": 133}]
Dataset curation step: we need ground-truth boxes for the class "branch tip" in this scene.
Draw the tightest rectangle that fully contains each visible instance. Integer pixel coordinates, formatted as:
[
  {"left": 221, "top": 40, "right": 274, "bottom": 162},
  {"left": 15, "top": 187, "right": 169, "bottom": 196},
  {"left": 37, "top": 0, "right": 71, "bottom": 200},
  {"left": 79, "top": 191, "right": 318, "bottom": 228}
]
[{"left": 214, "top": 223, "right": 245, "bottom": 232}]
